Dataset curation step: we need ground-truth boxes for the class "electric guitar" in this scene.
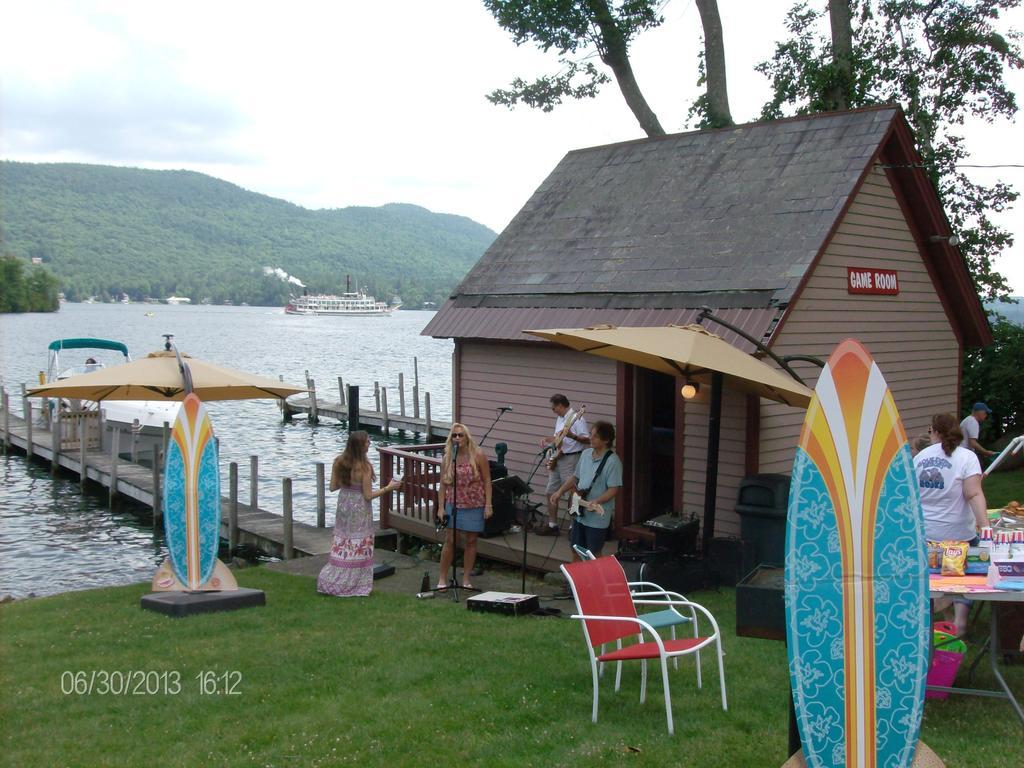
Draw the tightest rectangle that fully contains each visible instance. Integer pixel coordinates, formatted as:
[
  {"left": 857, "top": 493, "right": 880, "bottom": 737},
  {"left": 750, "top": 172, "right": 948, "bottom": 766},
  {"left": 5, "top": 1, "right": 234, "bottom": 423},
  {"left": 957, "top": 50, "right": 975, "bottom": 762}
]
[{"left": 546, "top": 405, "right": 587, "bottom": 470}]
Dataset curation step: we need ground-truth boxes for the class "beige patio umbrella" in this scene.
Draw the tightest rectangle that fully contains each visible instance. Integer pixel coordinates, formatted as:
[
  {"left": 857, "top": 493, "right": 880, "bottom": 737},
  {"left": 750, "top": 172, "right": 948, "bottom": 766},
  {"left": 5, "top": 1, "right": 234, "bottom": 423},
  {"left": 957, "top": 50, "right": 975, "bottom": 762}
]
[
  {"left": 525, "top": 324, "right": 812, "bottom": 408},
  {"left": 524, "top": 324, "right": 813, "bottom": 551},
  {"left": 27, "top": 349, "right": 305, "bottom": 401}
]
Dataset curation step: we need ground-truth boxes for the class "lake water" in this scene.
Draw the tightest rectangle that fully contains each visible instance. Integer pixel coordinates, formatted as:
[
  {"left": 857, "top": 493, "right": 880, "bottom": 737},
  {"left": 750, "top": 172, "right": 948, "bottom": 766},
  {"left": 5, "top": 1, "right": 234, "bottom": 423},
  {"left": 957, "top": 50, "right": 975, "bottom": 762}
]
[{"left": 0, "top": 304, "right": 453, "bottom": 598}]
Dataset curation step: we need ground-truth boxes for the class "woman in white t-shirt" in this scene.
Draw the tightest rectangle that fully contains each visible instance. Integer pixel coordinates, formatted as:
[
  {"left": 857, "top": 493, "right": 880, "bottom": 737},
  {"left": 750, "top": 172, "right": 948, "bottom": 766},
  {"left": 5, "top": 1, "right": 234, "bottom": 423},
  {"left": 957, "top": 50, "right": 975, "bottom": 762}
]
[{"left": 913, "top": 412, "right": 988, "bottom": 634}]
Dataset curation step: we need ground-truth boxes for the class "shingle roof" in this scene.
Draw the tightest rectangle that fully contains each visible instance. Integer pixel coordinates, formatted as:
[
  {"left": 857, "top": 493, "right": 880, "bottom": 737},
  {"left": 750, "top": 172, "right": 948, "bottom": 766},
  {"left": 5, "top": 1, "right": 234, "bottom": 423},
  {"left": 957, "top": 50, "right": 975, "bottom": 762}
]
[{"left": 453, "top": 107, "right": 898, "bottom": 305}]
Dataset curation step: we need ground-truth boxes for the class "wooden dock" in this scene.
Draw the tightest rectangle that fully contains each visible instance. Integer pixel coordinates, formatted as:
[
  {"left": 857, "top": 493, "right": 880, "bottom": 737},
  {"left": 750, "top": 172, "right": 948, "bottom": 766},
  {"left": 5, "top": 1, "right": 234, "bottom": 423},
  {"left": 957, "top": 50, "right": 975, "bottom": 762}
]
[
  {"left": 282, "top": 369, "right": 451, "bottom": 438},
  {"left": 0, "top": 404, "right": 394, "bottom": 560}
]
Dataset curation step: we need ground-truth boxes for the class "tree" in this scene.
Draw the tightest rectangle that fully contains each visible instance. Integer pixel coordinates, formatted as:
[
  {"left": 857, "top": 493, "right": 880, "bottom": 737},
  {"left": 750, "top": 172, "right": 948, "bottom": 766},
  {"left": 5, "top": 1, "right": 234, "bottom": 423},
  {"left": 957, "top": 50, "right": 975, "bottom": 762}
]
[
  {"left": 694, "top": 0, "right": 733, "bottom": 126},
  {"left": 758, "top": 1, "right": 1022, "bottom": 301},
  {"left": 961, "top": 315, "right": 1024, "bottom": 439},
  {"left": 485, "top": 0, "right": 667, "bottom": 136},
  {"left": 485, "top": 0, "right": 736, "bottom": 134}
]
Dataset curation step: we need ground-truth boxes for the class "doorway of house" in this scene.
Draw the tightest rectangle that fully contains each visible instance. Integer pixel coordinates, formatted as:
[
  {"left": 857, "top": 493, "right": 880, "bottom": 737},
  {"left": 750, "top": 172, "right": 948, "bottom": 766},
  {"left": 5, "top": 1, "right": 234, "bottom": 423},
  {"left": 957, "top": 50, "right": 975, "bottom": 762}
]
[{"left": 628, "top": 368, "right": 681, "bottom": 525}]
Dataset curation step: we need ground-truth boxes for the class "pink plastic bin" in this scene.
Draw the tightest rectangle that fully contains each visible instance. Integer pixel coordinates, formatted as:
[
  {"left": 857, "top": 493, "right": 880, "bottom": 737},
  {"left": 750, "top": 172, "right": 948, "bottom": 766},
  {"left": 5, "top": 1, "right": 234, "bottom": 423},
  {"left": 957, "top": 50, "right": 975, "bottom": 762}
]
[{"left": 926, "top": 647, "right": 965, "bottom": 700}]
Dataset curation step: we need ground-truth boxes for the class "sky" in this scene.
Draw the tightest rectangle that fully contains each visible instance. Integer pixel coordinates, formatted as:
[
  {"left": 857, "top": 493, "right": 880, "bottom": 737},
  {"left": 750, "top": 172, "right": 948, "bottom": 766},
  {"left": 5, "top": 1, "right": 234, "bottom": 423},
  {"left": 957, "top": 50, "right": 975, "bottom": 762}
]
[{"left": 2, "top": 0, "right": 1022, "bottom": 293}]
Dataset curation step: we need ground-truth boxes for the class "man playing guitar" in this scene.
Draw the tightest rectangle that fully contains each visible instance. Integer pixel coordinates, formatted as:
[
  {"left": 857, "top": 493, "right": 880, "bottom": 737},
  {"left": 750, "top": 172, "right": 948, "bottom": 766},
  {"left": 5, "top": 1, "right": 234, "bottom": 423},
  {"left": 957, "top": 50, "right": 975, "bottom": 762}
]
[{"left": 537, "top": 394, "right": 589, "bottom": 536}]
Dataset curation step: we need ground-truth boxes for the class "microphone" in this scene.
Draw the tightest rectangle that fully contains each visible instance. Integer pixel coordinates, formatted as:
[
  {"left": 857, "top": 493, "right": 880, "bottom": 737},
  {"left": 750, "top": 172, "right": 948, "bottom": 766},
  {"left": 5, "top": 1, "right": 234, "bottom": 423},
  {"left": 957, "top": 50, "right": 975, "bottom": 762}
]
[{"left": 498, "top": 406, "right": 513, "bottom": 412}]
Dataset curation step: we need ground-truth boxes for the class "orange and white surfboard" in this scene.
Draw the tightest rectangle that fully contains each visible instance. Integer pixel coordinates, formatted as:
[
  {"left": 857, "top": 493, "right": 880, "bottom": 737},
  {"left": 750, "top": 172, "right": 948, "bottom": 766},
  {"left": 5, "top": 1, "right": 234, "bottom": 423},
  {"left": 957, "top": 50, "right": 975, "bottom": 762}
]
[{"left": 786, "top": 340, "right": 929, "bottom": 768}]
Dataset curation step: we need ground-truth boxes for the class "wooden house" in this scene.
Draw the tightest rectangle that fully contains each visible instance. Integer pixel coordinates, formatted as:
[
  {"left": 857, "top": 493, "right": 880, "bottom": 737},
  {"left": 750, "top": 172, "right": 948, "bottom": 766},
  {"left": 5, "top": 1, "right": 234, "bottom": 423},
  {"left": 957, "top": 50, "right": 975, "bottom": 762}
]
[{"left": 383, "top": 106, "right": 990, "bottom": 566}]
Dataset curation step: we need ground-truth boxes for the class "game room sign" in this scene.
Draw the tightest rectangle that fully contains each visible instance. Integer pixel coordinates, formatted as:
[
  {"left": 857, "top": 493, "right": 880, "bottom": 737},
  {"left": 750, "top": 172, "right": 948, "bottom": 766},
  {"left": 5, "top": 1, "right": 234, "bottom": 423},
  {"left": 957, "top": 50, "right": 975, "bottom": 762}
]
[{"left": 846, "top": 267, "right": 900, "bottom": 295}]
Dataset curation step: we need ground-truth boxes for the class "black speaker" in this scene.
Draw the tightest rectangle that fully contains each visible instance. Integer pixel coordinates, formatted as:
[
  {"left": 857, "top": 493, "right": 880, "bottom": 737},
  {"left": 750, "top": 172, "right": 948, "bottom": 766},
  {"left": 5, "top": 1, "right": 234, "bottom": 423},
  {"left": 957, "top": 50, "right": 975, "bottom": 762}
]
[{"left": 481, "top": 461, "right": 514, "bottom": 537}]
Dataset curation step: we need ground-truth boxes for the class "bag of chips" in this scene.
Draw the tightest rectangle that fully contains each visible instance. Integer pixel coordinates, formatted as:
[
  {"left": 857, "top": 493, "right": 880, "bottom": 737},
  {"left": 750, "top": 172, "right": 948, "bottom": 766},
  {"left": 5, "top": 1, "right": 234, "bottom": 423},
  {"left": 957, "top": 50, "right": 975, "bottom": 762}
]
[
  {"left": 926, "top": 541, "right": 944, "bottom": 572},
  {"left": 939, "top": 540, "right": 969, "bottom": 577}
]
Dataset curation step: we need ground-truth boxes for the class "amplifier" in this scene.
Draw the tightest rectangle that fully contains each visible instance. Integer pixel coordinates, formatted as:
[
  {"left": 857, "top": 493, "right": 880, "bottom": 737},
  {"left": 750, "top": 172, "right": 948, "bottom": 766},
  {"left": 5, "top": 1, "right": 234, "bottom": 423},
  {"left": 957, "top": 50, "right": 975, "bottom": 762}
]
[
  {"left": 466, "top": 591, "right": 539, "bottom": 617},
  {"left": 642, "top": 515, "right": 699, "bottom": 555}
]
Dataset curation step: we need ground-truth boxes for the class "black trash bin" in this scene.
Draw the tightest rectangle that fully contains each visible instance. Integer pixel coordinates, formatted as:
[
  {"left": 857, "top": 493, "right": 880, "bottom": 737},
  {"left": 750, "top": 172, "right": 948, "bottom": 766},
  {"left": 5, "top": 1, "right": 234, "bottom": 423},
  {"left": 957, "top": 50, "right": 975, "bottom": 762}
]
[{"left": 734, "top": 474, "right": 791, "bottom": 567}]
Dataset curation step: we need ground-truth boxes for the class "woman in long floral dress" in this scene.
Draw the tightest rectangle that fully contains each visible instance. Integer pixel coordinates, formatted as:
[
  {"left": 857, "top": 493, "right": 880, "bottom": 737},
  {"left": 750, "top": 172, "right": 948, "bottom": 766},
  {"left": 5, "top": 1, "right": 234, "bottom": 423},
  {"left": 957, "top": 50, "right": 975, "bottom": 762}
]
[{"left": 317, "top": 431, "right": 400, "bottom": 597}]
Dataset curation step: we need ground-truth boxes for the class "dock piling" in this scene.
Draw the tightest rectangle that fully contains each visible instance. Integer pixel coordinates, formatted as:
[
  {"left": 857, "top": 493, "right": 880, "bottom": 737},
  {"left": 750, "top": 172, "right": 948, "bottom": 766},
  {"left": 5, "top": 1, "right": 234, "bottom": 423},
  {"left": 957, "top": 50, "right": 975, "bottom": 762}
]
[
  {"left": 308, "top": 378, "right": 319, "bottom": 424},
  {"left": 399, "top": 373, "right": 406, "bottom": 417},
  {"left": 282, "top": 478, "right": 294, "bottom": 559},
  {"left": 2, "top": 390, "right": 9, "bottom": 455},
  {"left": 51, "top": 411, "right": 60, "bottom": 475},
  {"left": 249, "top": 455, "right": 259, "bottom": 509},
  {"left": 151, "top": 446, "right": 162, "bottom": 522},
  {"left": 425, "top": 393, "right": 432, "bottom": 439},
  {"left": 109, "top": 428, "right": 120, "bottom": 508},
  {"left": 337, "top": 377, "right": 346, "bottom": 408},
  {"left": 347, "top": 385, "right": 360, "bottom": 431},
  {"left": 229, "top": 462, "right": 239, "bottom": 554},
  {"left": 413, "top": 358, "right": 420, "bottom": 419},
  {"left": 162, "top": 421, "right": 170, "bottom": 457},
  {"left": 25, "top": 401, "right": 33, "bottom": 460},
  {"left": 374, "top": 381, "right": 380, "bottom": 412},
  {"left": 381, "top": 387, "right": 390, "bottom": 434},
  {"left": 316, "top": 461, "right": 326, "bottom": 528},
  {"left": 80, "top": 425, "right": 88, "bottom": 488}
]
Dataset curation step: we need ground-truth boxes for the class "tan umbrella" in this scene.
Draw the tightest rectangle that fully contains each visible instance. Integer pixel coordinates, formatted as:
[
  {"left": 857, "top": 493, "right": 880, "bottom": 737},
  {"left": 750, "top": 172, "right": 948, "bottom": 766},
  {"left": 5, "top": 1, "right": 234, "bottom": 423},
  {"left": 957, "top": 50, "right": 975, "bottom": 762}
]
[
  {"left": 27, "top": 350, "right": 305, "bottom": 401},
  {"left": 525, "top": 324, "right": 812, "bottom": 407},
  {"left": 524, "top": 324, "right": 813, "bottom": 551}
]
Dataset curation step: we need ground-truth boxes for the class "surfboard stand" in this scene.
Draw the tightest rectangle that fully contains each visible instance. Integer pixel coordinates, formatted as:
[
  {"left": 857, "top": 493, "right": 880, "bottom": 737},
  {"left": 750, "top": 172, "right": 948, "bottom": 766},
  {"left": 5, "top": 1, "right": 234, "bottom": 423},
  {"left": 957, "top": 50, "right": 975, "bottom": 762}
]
[
  {"left": 780, "top": 742, "right": 946, "bottom": 768},
  {"left": 140, "top": 588, "right": 266, "bottom": 618}
]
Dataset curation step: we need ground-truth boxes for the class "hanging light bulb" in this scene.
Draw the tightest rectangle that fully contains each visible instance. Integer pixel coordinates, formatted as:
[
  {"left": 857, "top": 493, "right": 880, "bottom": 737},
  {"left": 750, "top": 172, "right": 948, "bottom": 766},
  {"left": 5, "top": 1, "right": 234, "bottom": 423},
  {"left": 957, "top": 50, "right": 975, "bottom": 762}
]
[{"left": 680, "top": 381, "right": 700, "bottom": 399}]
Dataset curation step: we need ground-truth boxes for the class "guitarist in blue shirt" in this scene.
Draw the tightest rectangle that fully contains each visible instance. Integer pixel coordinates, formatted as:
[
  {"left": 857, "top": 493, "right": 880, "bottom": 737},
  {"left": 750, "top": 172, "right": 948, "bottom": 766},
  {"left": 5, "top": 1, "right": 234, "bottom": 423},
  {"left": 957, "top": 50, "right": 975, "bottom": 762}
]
[{"left": 549, "top": 421, "right": 622, "bottom": 557}]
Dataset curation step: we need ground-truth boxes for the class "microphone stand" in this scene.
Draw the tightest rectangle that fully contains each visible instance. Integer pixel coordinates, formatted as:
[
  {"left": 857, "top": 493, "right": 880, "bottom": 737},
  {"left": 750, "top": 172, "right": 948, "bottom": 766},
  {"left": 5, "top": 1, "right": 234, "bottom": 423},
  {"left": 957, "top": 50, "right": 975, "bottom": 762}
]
[{"left": 477, "top": 407, "right": 511, "bottom": 448}]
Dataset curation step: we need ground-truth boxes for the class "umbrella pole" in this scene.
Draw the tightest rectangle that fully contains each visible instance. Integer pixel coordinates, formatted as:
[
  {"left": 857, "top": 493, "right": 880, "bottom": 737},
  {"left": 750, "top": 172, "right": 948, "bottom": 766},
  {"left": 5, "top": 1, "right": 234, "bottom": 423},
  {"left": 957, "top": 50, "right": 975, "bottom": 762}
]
[{"left": 702, "top": 371, "right": 723, "bottom": 555}]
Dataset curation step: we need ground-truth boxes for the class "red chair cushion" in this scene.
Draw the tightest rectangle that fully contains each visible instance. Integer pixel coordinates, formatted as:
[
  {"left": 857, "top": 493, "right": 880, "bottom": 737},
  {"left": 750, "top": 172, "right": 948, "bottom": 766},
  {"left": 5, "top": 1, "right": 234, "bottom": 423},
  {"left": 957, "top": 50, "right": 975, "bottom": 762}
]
[{"left": 597, "top": 637, "right": 706, "bottom": 662}]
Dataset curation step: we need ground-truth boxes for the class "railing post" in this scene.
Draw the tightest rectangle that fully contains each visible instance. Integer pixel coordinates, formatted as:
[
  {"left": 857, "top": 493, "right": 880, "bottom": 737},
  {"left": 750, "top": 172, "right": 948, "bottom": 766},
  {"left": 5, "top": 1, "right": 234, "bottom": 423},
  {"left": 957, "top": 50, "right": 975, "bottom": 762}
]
[
  {"left": 337, "top": 376, "right": 346, "bottom": 408},
  {"left": 25, "top": 401, "right": 34, "bottom": 460},
  {"left": 425, "top": 393, "right": 432, "bottom": 440},
  {"left": 151, "top": 445, "right": 162, "bottom": 523},
  {"left": 109, "top": 428, "right": 120, "bottom": 508},
  {"left": 347, "top": 385, "right": 360, "bottom": 432},
  {"left": 381, "top": 387, "right": 390, "bottom": 434},
  {"left": 308, "top": 378, "right": 319, "bottom": 424},
  {"left": 399, "top": 372, "right": 406, "bottom": 417},
  {"left": 380, "top": 450, "right": 393, "bottom": 527},
  {"left": 80, "top": 424, "right": 89, "bottom": 489},
  {"left": 51, "top": 410, "right": 61, "bottom": 475},
  {"left": 249, "top": 455, "right": 258, "bottom": 509},
  {"left": 229, "top": 461, "right": 238, "bottom": 554},
  {"left": 282, "top": 477, "right": 294, "bottom": 559},
  {"left": 316, "top": 461, "right": 326, "bottom": 528}
]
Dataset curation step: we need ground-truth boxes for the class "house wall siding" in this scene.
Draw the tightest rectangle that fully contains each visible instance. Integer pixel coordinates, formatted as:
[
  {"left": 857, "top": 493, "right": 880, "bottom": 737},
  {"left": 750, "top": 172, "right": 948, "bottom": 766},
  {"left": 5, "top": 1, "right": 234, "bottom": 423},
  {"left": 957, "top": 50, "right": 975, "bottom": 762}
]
[
  {"left": 458, "top": 341, "right": 618, "bottom": 512},
  {"left": 760, "top": 167, "right": 960, "bottom": 475},
  {"left": 681, "top": 388, "right": 749, "bottom": 539}
]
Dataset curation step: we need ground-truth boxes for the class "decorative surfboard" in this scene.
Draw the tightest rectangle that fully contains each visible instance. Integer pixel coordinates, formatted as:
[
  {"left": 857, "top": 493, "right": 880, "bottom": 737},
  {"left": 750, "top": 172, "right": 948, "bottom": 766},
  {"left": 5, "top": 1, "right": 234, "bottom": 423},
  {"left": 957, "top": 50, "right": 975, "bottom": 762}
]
[
  {"left": 154, "top": 393, "right": 236, "bottom": 592},
  {"left": 785, "top": 340, "right": 929, "bottom": 768}
]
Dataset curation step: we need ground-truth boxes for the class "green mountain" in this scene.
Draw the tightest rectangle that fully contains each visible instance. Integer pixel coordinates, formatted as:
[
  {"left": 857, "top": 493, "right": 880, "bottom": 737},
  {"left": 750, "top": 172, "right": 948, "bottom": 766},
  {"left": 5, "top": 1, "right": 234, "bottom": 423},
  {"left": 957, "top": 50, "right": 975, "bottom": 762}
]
[{"left": 0, "top": 161, "right": 496, "bottom": 307}]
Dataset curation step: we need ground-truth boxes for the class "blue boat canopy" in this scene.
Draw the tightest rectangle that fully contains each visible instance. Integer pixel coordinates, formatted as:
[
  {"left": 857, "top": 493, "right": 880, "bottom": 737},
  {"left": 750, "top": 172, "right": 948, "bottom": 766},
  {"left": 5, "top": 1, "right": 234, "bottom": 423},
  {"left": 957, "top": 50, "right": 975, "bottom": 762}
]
[{"left": 48, "top": 338, "right": 129, "bottom": 356}]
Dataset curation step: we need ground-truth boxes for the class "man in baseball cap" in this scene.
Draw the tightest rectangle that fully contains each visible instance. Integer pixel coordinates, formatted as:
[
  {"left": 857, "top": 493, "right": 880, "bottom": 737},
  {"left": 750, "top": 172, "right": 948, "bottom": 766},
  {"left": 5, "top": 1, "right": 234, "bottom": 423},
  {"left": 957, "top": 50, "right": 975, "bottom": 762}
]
[{"left": 960, "top": 402, "right": 995, "bottom": 459}]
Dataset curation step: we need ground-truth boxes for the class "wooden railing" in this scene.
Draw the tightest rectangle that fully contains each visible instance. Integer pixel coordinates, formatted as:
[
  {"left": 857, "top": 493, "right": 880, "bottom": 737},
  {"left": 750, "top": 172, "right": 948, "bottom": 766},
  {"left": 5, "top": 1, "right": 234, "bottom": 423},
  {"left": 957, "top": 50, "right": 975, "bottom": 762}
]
[
  {"left": 58, "top": 410, "right": 101, "bottom": 451},
  {"left": 378, "top": 442, "right": 445, "bottom": 529}
]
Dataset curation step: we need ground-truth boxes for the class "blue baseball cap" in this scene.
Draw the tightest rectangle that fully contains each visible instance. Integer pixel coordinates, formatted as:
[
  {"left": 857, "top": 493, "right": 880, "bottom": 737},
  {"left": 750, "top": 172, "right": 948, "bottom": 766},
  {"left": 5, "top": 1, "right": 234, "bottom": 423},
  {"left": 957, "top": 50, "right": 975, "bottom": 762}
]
[{"left": 972, "top": 402, "right": 992, "bottom": 414}]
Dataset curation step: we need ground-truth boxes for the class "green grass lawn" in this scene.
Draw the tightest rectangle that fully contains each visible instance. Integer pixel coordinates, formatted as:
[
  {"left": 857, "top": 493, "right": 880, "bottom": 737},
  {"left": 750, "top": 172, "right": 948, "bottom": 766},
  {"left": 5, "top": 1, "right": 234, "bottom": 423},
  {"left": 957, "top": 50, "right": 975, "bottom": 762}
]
[
  {"left": 984, "top": 468, "right": 1024, "bottom": 511},
  {"left": 1, "top": 567, "right": 1021, "bottom": 767}
]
